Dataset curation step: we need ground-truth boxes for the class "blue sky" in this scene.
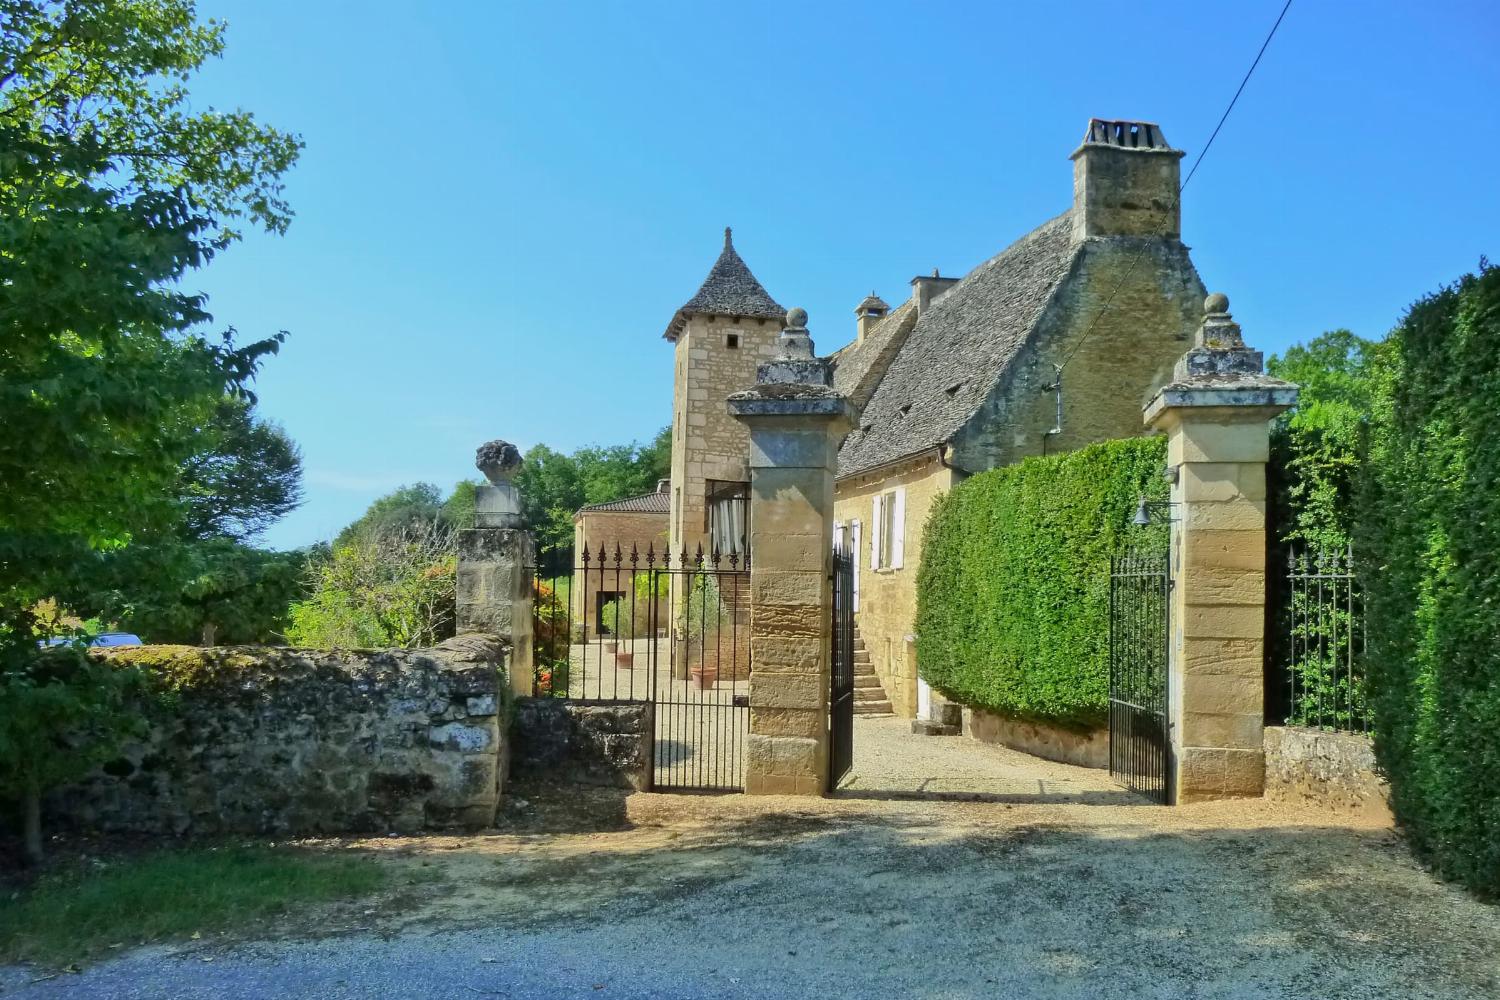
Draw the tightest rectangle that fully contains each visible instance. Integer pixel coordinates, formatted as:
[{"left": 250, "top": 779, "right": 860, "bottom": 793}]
[{"left": 189, "top": 1, "right": 1499, "bottom": 550}]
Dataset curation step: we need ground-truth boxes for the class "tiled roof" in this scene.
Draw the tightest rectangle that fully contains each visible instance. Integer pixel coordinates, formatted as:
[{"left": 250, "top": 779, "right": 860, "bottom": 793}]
[
  {"left": 831, "top": 298, "right": 918, "bottom": 411},
  {"left": 663, "top": 228, "right": 785, "bottom": 341},
  {"left": 837, "top": 212, "right": 1080, "bottom": 478},
  {"left": 576, "top": 490, "right": 671, "bottom": 516}
]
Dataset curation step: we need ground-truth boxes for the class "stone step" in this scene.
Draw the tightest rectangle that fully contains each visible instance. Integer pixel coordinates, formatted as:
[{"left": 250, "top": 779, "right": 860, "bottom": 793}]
[
  {"left": 854, "top": 690, "right": 888, "bottom": 704},
  {"left": 853, "top": 665, "right": 878, "bottom": 678},
  {"left": 852, "top": 640, "right": 866, "bottom": 652},
  {"left": 910, "top": 720, "right": 961, "bottom": 737},
  {"left": 854, "top": 702, "right": 893, "bottom": 716},
  {"left": 853, "top": 676, "right": 883, "bottom": 690}
]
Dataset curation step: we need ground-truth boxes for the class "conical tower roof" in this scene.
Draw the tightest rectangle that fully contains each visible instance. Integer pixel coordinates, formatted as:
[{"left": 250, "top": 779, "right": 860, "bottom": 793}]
[{"left": 663, "top": 227, "right": 785, "bottom": 341}]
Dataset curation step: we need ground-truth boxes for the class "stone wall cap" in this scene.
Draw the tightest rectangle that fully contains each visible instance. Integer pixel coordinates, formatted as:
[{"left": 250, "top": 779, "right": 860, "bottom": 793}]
[
  {"left": 1144, "top": 377, "right": 1299, "bottom": 425},
  {"left": 727, "top": 389, "right": 854, "bottom": 421}
]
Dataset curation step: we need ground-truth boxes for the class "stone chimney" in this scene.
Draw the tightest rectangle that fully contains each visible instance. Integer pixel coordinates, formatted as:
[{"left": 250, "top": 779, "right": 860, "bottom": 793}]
[
  {"left": 854, "top": 292, "right": 889, "bottom": 344},
  {"left": 1070, "top": 119, "right": 1184, "bottom": 242},
  {"left": 910, "top": 269, "right": 959, "bottom": 316}
]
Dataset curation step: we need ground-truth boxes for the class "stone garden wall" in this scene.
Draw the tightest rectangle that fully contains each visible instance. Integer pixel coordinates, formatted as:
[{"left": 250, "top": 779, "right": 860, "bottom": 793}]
[
  {"left": 49, "top": 634, "right": 510, "bottom": 836},
  {"left": 962, "top": 707, "right": 1109, "bottom": 769},
  {"left": 1263, "top": 726, "right": 1391, "bottom": 820},
  {"left": 510, "top": 698, "right": 654, "bottom": 791}
]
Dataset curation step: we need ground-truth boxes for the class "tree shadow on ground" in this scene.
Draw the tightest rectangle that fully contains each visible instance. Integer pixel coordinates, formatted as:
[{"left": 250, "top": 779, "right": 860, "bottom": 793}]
[{"left": 439, "top": 798, "right": 1500, "bottom": 999}]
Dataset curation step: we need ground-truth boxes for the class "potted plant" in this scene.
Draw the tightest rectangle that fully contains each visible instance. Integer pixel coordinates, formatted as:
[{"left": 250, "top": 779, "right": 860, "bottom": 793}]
[{"left": 600, "top": 596, "right": 638, "bottom": 668}]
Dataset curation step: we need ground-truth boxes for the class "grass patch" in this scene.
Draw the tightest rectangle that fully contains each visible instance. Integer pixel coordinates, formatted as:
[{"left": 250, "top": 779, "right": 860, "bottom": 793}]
[{"left": 0, "top": 845, "right": 387, "bottom": 967}]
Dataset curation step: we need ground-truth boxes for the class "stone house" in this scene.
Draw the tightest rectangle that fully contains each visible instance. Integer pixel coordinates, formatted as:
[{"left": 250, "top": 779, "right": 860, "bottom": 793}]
[
  {"left": 570, "top": 481, "right": 669, "bottom": 633},
  {"left": 652, "top": 118, "right": 1207, "bottom": 722}
]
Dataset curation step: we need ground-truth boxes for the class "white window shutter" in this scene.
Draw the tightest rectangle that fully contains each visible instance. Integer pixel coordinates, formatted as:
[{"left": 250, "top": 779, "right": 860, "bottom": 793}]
[
  {"left": 892, "top": 488, "right": 907, "bottom": 569},
  {"left": 832, "top": 522, "right": 845, "bottom": 554},
  {"left": 871, "top": 495, "right": 883, "bottom": 569},
  {"left": 851, "top": 521, "right": 862, "bottom": 611}
]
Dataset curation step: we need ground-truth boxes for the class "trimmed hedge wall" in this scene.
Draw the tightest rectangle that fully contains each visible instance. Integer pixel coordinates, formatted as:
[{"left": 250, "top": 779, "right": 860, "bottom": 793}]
[
  {"left": 915, "top": 436, "right": 1168, "bottom": 730},
  {"left": 1358, "top": 262, "right": 1500, "bottom": 897}
]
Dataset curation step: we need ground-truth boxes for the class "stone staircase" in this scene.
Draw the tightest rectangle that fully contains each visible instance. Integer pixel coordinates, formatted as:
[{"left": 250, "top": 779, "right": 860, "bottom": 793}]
[{"left": 851, "top": 625, "right": 893, "bottom": 716}]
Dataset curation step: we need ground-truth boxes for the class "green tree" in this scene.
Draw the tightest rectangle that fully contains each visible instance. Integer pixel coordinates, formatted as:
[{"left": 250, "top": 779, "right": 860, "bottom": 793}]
[
  {"left": 1267, "top": 330, "right": 1380, "bottom": 546},
  {"left": 334, "top": 483, "right": 446, "bottom": 548},
  {"left": 0, "top": 650, "right": 144, "bottom": 863},
  {"left": 180, "top": 398, "right": 304, "bottom": 542},
  {"left": 286, "top": 522, "right": 456, "bottom": 650},
  {"left": 0, "top": 1, "right": 299, "bottom": 860},
  {"left": 516, "top": 427, "right": 671, "bottom": 552}
]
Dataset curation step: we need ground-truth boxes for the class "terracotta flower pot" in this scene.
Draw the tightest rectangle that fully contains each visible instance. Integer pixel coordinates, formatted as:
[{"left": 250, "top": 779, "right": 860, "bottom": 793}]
[
  {"left": 615, "top": 651, "right": 635, "bottom": 669},
  {"left": 603, "top": 640, "right": 618, "bottom": 653},
  {"left": 690, "top": 664, "right": 717, "bottom": 690}
]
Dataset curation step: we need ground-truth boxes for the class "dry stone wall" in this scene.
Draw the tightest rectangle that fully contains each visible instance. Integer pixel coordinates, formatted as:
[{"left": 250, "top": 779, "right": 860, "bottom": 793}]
[
  {"left": 50, "top": 635, "right": 510, "bottom": 836},
  {"left": 510, "top": 698, "right": 653, "bottom": 791},
  {"left": 1263, "top": 726, "right": 1391, "bottom": 820}
]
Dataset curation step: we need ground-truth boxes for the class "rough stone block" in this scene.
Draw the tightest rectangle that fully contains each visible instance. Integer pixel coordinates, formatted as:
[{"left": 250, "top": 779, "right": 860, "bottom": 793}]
[
  {"left": 1170, "top": 420, "right": 1271, "bottom": 464},
  {"left": 751, "top": 706, "right": 826, "bottom": 741},
  {"left": 1178, "top": 463, "right": 1248, "bottom": 503},
  {"left": 751, "top": 602, "right": 825, "bottom": 638},
  {"left": 1181, "top": 710, "right": 1263, "bottom": 751},
  {"left": 1182, "top": 604, "right": 1264, "bottom": 640},
  {"left": 748, "top": 635, "right": 822, "bottom": 674},
  {"left": 751, "top": 672, "right": 826, "bottom": 711},
  {"left": 428, "top": 721, "right": 495, "bottom": 753},
  {"left": 1183, "top": 498, "right": 1267, "bottom": 533},
  {"left": 1182, "top": 529, "right": 1266, "bottom": 573},
  {"left": 1181, "top": 637, "right": 1263, "bottom": 677},
  {"left": 1181, "top": 673, "right": 1262, "bottom": 717},
  {"left": 1183, "top": 566, "right": 1265, "bottom": 607},
  {"left": 750, "top": 570, "right": 827, "bottom": 608}
]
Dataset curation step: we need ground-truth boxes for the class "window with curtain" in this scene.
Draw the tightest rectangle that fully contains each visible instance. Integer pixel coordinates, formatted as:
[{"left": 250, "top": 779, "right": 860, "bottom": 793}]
[{"left": 706, "top": 480, "right": 749, "bottom": 556}]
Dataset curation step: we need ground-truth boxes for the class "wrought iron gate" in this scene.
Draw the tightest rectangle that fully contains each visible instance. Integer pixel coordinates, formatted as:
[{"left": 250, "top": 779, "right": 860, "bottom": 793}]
[
  {"left": 531, "top": 543, "right": 750, "bottom": 792},
  {"left": 829, "top": 544, "right": 855, "bottom": 789},
  {"left": 1108, "top": 548, "right": 1172, "bottom": 804}
]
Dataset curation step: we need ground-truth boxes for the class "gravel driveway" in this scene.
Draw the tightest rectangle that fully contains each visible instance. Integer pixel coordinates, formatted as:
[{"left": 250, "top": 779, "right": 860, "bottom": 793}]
[{"left": 4, "top": 718, "right": 1497, "bottom": 999}]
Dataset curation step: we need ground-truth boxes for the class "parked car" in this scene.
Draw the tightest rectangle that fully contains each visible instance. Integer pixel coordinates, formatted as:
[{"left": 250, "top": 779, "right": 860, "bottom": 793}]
[{"left": 38, "top": 632, "right": 143, "bottom": 648}]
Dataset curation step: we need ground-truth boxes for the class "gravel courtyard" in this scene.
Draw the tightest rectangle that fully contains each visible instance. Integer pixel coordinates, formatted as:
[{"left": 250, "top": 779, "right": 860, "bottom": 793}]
[{"left": 4, "top": 718, "right": 1497, "bottom": 999}]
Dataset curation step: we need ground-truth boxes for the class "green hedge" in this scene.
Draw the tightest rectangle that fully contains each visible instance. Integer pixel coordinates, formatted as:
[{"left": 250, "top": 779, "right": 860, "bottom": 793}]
[
  {"left": 915, "top": 436, "right": 1169, "bottom": 730},
  {"left": 1358, "top": 262, "right": 1500, "bottom": 897}
]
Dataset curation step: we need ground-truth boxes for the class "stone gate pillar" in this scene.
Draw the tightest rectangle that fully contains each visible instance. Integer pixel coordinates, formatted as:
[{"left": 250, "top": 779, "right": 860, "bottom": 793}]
[
  {"left": 456, "top": 439, "right": 534, "bottom": 699},
  {"left": 1144, "top": 294, "right": 1297, "bottom": 802},
  {"left": 728, "top": 308, "right": 855, "bottom": 796}
]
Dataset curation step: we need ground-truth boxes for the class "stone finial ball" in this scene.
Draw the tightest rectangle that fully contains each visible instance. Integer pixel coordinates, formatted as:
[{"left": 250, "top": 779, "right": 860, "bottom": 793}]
[
  {"left": 1204, "top": 292, "right": 1230, "bottom": 315},
  {"left": 786, "top": 307, "right": 809, "bottom": 329},
  {"left": 475, "top": 439, "right": 522, "bottom": 482}
]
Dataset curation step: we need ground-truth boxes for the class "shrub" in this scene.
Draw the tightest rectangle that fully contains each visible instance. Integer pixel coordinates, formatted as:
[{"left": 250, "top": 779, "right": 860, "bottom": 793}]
[
  {"left": 285, "top": 521, "right": 456, "bottom": 649},
  {"left": 1357, "top": 261, "right": 1500, "bottom": 897},
  {"left": 0, "top": 644, "right": 146, "bottom": 864},
  {"left": 915, "top": 436, "right": 1168, "bottom": 730}
]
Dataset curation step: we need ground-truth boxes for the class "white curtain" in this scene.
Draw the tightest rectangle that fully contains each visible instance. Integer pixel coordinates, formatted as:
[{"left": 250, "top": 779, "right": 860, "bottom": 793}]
[{"left": 711, "top": 496, "right": 747, "bottom": 555}]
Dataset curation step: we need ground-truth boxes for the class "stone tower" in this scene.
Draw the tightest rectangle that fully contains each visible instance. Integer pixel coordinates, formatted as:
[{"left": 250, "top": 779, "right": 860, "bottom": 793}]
[{"left": 663, "top": 227, "right": 786, "bottom": 559}]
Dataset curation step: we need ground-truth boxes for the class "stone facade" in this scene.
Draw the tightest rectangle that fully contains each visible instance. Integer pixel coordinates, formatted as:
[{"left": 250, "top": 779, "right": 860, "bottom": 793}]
[
  {"left": 571, "top": 507, "right": 669, "bottom": 632},
  {"left": 948, "top": 237, "right": 1200, "bottom": 472},
  {"left": 511, "top": 698, "right": 654, "bottom": 791},
  {"left": 669, "top": 313, "right": 781, "bottom": 557},
  {"left": 830, "top": 454, "right": 954, "bottom": 718},
  {"left": 1263, "top": 726, "right": 1392, "bottom": 821},
  {"left": 50, "top": 636, "right": 510, "bottom": 835}
]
